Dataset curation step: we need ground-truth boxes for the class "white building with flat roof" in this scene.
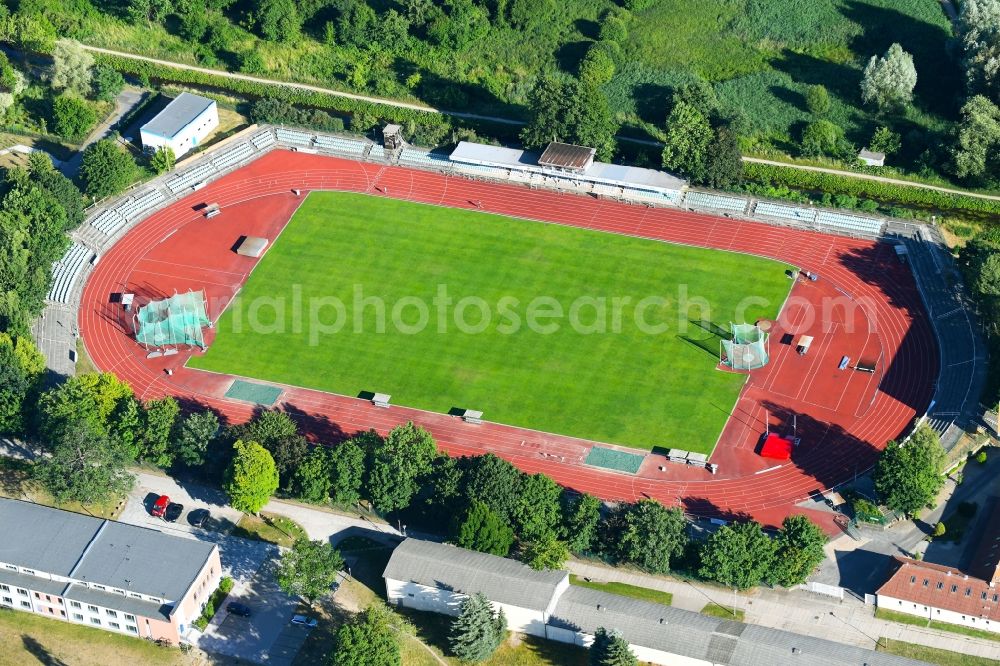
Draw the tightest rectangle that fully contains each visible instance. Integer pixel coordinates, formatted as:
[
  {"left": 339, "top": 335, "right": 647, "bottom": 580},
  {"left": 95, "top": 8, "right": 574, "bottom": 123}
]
[{"left": 140, "top": 92, "right": 219, "bottom": 158}]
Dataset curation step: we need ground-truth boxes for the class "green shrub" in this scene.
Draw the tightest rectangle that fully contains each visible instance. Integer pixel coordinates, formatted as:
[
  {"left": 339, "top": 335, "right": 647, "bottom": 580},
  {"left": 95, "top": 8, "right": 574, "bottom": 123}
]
[
  {"left": 805, "top": 85, "right": 831, "bottom": 117},
  {"left": 852, "top": 497, "right": 883, "bottom": 523},
  {"left": 599, "top": 15, "right": 629, "bottom": 43},
  {"left": 219, "top": 576, "right": 234, "bottom": 594},
  {"left": 52, "top": 94, "right": 96, "bottom": 141},
  {"left": 976, "top": 450, "right": 988, "bottom": 464},
  {"left": 933, "top": 521, "right": 946, "bottom": 537}
]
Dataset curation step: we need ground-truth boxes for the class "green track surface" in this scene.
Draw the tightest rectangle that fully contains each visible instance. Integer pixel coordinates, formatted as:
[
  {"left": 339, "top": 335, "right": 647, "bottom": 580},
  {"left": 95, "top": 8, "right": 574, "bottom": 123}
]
[{"left": 191, "top": 192, "right": 791, "bottom": 451}]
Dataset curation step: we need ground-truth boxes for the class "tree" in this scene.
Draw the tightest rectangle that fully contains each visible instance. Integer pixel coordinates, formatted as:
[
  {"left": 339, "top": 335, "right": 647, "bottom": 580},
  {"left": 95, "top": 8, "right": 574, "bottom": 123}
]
[
  {"left": 255, "top": 0, "right": 301, "bottom": 42},
  {"left": 127, "top": 0, "right": 174, "bottom": 25},
  {"left": 805, "top": 84, "right": 831, "bottom": 116},
  {"left": 702, "top": 126, "right": 743, "bottom": 188},
  {"left": 230, "top": 409, "right": 305, "bottom": 488},
  {"left": 139, "top": 396, "right": 179, "bottom": 466},
  {"left": 36, "top": 372, "right": 134, "bottom": 444},
  {"left": 51, "top": 40, "right": 93, "bottom": 95},
  {"left": 91, "top": 64, "right": 124, "bottom": 102},
  {"left": 860, "top": 43, "right": 917, "bottom": 111},
  {"left": 293, "top": 447, "right": 333, "bottom": 502},
  {"left": 957, "top": 0, "right": 1000, "bottom": 102},
  {"left": 366, "top": 422, "right": 437, "bottom": 512},
  {"left": 330, "top": 603, "right": 401, "bottom": 666},
  {"left": 329, "top": 436, "right": 366, "bottom": 505},
  {"left": 171, "top": 410, "right": 219, "bottom": 467},
  {"left": 335, "top": 0, "right": 378, "bottom": 47},
  {"left": 950, "top": 95, "right": 1000, "bottom": 182},
  {"left": 224, "top": 440, "right": 279, "bottom": 514},
  {"left": 149, "top": 146, "right": 175, "bottom": 174},
  {"left": 801, "top": 119, "right": 848, "bottom": 158},
  {"left": 869, "top": 127, "right": 901, "bottom": 156},
  {"left": 699, "top": 520, "right": 776, "bottom": 590},
  {"left": 768, "top": 515, "right": 827, "bottom": 587},
  {"left": 27, "top": 154, "right": 85, "bottom": 229},
  {"left": 0, "top": 333, "right": 43, "bottom": 434},
  {"left": 463, "top": 453, "right": 523, "bottom": 523},
  {"left": 590, "top": 627, "right": 637, "bottom": 666},
  {"left": 560, "top": 492, "right": 601, "bottom": 553},
  {"left": 79, "top": 139, "right": 137, "bottom": 199},
  {"left": 513, "top": 472, "right": 562, "bottom": 541},
  {"left": 52, "top": 94, "right": 97, "bottom": 140},
  {"left": 12, "top": 13, "right": 57, "bottom": 54},
  {"left": 671, "top": 79, "right": 719, "bottom": 119},
  {"left": 874, "top": 425, "right": 947, "bottom": 516},
  {"left": 599, "top": 13, "right": 628, "bottom": 43},
  {"left": 618, "top": 499, "right": 687, "bottom": 573},
  {"left": 276, "top": 538, "right": 344, "bottom": 603},
  {"left": 520, "top": 532, "right": 569, "bottom": 570},
  {"left": 449, "top": 592, "right": 506, "bottom": 662},
  {"left": 33, "top": 424, "right": 135, "bottom": 504},
  {"left": 661, "top": 101, "right": 713, "bottom": 181},
  {"left": 520, "top": 76, "right": 618, "bottom": 160},
  {"left": 579, "top": 45, "right": 616, "bottom": 88},
  {"left": 455, "top": 501, "right": 515, "bottom": 556}
]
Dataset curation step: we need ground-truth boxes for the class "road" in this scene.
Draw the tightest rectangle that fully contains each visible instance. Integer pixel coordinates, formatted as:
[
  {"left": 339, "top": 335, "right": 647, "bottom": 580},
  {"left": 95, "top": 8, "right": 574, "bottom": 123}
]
[{"left": 59, "top": 86, "right": 145, "bottom": 179}]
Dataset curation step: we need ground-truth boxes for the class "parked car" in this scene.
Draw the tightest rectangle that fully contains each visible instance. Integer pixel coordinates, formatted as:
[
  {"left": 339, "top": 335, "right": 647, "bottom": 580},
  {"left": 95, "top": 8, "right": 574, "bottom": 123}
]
[
  {"left": 151, "top": 495, "right": 169, "bottom": 518},
  {"left": 291, "top": 615, "right": 318, "bottom": 628},
  {"left": 226, "top": 602, "right": 251, "bottom": 617},
  {"left": 188, "top": 508, "right": 210, "bottom": 528},
  {"left": 164, "top": 502, "right": 184, "bottom": 523}
]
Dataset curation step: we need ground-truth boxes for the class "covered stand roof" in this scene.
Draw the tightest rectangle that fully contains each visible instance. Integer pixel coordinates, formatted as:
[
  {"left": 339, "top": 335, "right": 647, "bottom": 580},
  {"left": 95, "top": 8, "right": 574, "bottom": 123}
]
[{"left": 538, "top": 142, "right": 596, "bottom": 172}]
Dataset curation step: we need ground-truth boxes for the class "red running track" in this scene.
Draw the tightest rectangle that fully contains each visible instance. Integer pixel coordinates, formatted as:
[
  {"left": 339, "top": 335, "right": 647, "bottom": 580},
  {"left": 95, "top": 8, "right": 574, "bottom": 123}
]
[{"left": 79, "top": 151, "right": 937, "bottom": 532}]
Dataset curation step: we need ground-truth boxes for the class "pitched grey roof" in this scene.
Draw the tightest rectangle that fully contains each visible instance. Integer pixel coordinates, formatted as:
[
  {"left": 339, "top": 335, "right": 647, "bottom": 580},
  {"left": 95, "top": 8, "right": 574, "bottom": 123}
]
[
  {"left": 382, "top": 539, "right": 567, "bottom": 610},
  {"left": 0, "top": 499, "right": 215, "bottom": 602},
  {"left": 551, "top": 587, "right": 926, "bottom": 666},
  {"left": 141, "top": 92, "right": 215, "bottom": 139},
  {"left": 63, "top": 583, "right": 171, "bottom": 622},
  {"left": 0, "top": 499, "right": 103, "bottom": 575}
]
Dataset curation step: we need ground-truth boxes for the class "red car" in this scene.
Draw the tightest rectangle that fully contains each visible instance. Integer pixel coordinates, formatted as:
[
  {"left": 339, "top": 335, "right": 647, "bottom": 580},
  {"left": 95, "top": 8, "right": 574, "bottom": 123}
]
[{"left": 151, "top": 495, "right": 170, "bottom": 518}]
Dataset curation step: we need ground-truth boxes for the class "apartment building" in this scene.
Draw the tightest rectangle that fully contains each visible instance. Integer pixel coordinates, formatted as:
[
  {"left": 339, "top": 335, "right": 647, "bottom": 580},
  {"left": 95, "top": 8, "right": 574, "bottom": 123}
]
[{"left": 0, "top": 498, "right": 221, "bottom": 644}]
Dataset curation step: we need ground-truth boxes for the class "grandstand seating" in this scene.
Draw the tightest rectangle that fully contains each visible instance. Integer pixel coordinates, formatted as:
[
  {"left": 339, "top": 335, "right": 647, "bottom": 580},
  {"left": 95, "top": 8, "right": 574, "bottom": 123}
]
[
  {"left": 816, "top": 210, "right": 884, "bottom": 236},
  {"left": 48, "top": 243, "right": 92, "bottom": 303},
  {"left": 754, "top": 201, "right": 815, "bottom": 223},
  {"left": 685, "top": 191, "right": 747, "bottom": 214},
  {"left": 398, "top": 149, "right": 451, "bottom": 168},
  {"left": 211, "top": 142, "right": 254, "bottom": 170},
  {"left": 452, "top": 162, "right": 510, "bottom": 179},
  {"left": 592, "top": 183, "right": 623, "bottom": 198},
  {"left": 276, "top": 128, "right": 314, "bottom": 146},
  {"left": 314, "top": 135, "right": 370, "bottom": 156},
  {"left": 91, "top": 189, "right": 166, "bottom": 236},
  {"left": 623, "top": 187, "right": 682, "bottom": 206},
  {"left": 251, "top": 130, "right": 276, "bottom": 150},
  {"left": 167, "top": 161, "right": 218, "bottom": 194},
  {"left": 368, "top": 145, "right": 388, "bottom": 161}
]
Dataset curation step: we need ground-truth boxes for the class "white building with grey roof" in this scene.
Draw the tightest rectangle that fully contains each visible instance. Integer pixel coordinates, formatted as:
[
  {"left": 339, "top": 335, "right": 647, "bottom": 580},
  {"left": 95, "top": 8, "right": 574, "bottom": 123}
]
[
  {"left": 384, "top": 539, "right": 927, "bottom": 666},
  {"left": 0, "top": 498, "right": 221, "bottom": 644},
  {"left": 140, "top": 92, "right": 219, "bottom": 158}
]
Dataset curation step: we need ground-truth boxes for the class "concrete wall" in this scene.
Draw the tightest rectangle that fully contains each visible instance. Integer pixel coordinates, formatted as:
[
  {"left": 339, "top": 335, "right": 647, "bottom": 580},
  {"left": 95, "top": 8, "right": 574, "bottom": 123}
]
[
  {"left": 141, "top": 102, "right": 219, "bottom": 158},
  {"left": 879, "top": 594, "right": 1000, "bottom": 633},
  {"left": 385, "top": 578, "right": 548, "bottom": 637},
  {"left": 176, "top": 547, "right": 223, "bottom": 632}
]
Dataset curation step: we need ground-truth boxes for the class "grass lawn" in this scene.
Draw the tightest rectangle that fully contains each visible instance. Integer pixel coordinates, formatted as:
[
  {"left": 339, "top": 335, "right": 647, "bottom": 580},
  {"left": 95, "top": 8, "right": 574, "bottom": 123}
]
[
  {"left": 0, "top": 608, "right": 188, "bottom": 666},
  {"left": 876, "top": 638, "right": 1000, "bottom": 666},
  {"left": 701, "top": 603, "right": 746, "bottom": 622},
  {"left": 875, "top": 608, "right": 1000, "bottom": 642},
  {"left": 231, "top": 512, "right": 307, "bottom": 548},
  {"left": 192, "top": 192, "right": 790, "bottom": 452},
  {"left": 569, "top": 575, "right": 673, "bottom": 606}
]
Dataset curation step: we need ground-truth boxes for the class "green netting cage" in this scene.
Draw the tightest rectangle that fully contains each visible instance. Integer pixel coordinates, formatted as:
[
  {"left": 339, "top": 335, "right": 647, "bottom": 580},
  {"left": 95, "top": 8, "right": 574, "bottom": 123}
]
[
  {"left": 134, "top": 290, "right": 210, "bottom": 349},
  {"left": 720, "top": 322, "right": 769, "bottom": 371}
]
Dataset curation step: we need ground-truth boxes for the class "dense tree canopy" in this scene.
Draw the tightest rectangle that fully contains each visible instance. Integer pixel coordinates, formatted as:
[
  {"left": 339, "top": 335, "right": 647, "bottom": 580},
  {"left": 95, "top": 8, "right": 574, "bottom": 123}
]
[
  {"left": 366, "top": 421, "right": 437, "bottom": 512},
  {"left": 957, "top": 0, "right": 1000, "bottom": 103},
  {"left": 860, "top": 43, "right": 917, "bottom": 111},
  {"left": 616, "top": 499, "right": 687, "bottom": 574},
  {"left": 329, "top": 435, "right": 367, "bottom": 505},
  {"left": 560, "top": 492, "right": 601, "bottom": 554},
  {"left": 950, "top": 95, "right": 1000, "bottom": 183},
  {"left": 276, "top": 538, "right": 344, "bottom": 603},
  {"left": 293, "top": 447, "right": 333, "bottom": 503},
  {"left": 170, "top": 409, "right": 219, "bottom": 468},
  {"left": 455, "top": 500, "right": 514, "bottom": 556},
  {"left": 661, "top": 101, "right": 713, "bottom": 181},
  {"left": 768, "top": 515, "right": 827, "bottom": 587},
  {"left": 520, "top": 76, "right": 617, "bottom": 160},
  {"left": 52, "top": 94, "right": 96, "bottom": 140},
  {"left": 330, "top": 604, "right": 401, "bottom": 666},
  {"left": 51, "top": 40, "right": 93, "bottom": 96},
  {"left": 874, "top": 425, "right": 947, "bottom": 516},
  {"left": 590, "top": 627, "right": 637, "bottom": 666},
  {"left": 34, "top": 424, "right": 135, "bottom": 504},
  {"left": 699, "top": 520, "right": 775, "bottom": 590},
  {"left": 0, "top": 333, "right": 44, "bottom": 434},
  {"left": 79, "top": 139, "right": 137, "bottom": 199},
  {"left": 36, "top": 372, "right": 134, "bottom": 443},
  {"left": 224, "top": 440, "right": 280, "bottom": 514}
]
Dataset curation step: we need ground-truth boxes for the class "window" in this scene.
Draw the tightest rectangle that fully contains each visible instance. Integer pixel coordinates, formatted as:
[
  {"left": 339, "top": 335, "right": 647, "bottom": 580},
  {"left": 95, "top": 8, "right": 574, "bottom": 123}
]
[
  {"left": 20, "top": 601, "right": 30, "bottom": 609},
  {"left": 106, "top": 610, "right": 117, "bottom": 618},
  {"left": 73, "top": 613, "right": 84, "bottom": 621},
  {"left": 87, "top": 605, "right": 99, "bottom": 613},
  {"left": 4, "top": 565, "right": 15, "bottom": 571},
  {"left": 126, "top": 625, "right": 137, "bottom": 634},
  {"left": 16, "top": 588, "right": 27, "bottom": 596},
  {"left": 0, "top": 584, "right": 8, "bottom": 592},
  {"left": 129, "top": 593, "right": 142, "bottom": 599},
  {"left": 93, "top": 585, "right": 106, "bottom": 591},
  {"left": 994, "top": 594, "right": 999, "bottom": 603},
  {"left": 34, "top": 593, "right": 39, "bottom": 599},
  {"left": 2, "top": 597, "right": 11, "bottom": 605},
  {"left": 114, "top": 589, "right": 125, "bottom": 595},
  {"left": 109, "top": 622, "right": 120, "bottom": 630},
  {"left": 966, "top": 588, "right": 972, "bottom": 596},
  {"left": 70, "top": 601, "right": 81, "bottom": 609},
  {"left": 951, "top": 585, "right": 958, "bottom": 593},
  {"left": 922, "top": 579, "right": 929, "bottom": 587},
  {"left": 45, "top": 595, "right": 51, "bottom": 602},
  {"left": 21, "top": 569, "right": 34, "bottom": 575},
  {"left": 90, "top": 618, "right": 101, "bottom": 626},
  {"left": 909, "top": 576, "right": 916, "bottom": 584},
  {"left": 124, "top": 614, "right": 135, "bottom": 622},
  {"left": 936, "top": 582, "right": 943, "bottom": 590},
  {"left": 59, "top": 610, "right": 65, "bottom": 617}
]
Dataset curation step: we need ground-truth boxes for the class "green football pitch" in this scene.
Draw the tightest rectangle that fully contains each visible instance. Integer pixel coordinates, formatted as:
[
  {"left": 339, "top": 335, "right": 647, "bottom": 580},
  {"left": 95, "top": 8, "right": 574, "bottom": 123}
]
[{"left": 190, "top": 192, "right": 792, "bottom": 452}]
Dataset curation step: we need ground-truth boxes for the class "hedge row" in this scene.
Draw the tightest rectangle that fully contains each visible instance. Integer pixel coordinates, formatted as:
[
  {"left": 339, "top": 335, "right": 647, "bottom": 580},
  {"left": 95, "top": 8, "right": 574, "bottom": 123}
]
[
  {"left": 94, "top": 53, "right": 522, "bottom": 143},
  {"left": 743, "top": 162, "right": 1000, "bottom": 219}
]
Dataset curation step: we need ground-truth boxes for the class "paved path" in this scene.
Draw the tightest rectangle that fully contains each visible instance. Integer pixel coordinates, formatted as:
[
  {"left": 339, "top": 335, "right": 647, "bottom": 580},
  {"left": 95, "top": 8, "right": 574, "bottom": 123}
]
[
  {"left": 78, "top": 45, "right": 521, "bottom": 126},
  {"left": 743, "top": 157, "right": 1000, "bottom": 202},
  {"left": 59, "top": 86, "right": 145, "bottom": 178},
  {"left": 565, "top": 559, "right": 1000, "bottom": 659}
]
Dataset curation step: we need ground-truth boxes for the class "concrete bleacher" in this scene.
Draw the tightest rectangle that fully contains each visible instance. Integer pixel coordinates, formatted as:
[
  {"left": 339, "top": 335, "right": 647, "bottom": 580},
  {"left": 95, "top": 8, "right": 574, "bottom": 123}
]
[
  {"left": 816, "top": 210, "right": 884, "bottom": 236},
  {"left": 754, "top": 201, "right": 815, "bottom": 223},
  {"left": 313, "top": 134, "right": 370, "bottom": 156},
  {"left": 211, "top": 142, "right": 255, "bottom": 170},
  {"left": 251, "top": 130, "right": 276, "bottom": 150},
  {"left": 91, "top": 189, "right": 165, "bottom": 236},
  {"left": 622, "top": 187, "right": 682, "bottom": 206},
  {"left": 452, "top": 162, "right": 510, "bottom": 179},
  {"left": 685, "top": 191, "right": 747, "bottom": 214},
  {"left": 276, "top": 128, "right": 315, "bottom": 146},
  {"left": 368, "top": 145, "right": 388, "bottom": 161},
  {"left": 398, "top": 149, "right": 452, "bottom": 168},
  {"left": 167, "top": 161, "right": 218, "bottom": 194},
  {"left": 47, "top": 243, "right": 92, "bottom": 303}
]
